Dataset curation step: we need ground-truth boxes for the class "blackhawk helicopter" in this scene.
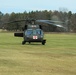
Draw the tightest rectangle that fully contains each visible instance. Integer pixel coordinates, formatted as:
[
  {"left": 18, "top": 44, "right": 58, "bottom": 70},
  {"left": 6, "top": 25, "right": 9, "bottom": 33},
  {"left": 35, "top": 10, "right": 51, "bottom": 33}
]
[{"left": 1, "top": 19, "right": 66, "bottom": 45}]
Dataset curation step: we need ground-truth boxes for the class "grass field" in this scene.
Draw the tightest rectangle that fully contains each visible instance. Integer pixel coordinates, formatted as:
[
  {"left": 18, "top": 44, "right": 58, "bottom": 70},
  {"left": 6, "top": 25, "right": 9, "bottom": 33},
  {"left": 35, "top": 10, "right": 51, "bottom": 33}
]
[{"left": 0, "top": 32, "right": 76, "bottom": 75}]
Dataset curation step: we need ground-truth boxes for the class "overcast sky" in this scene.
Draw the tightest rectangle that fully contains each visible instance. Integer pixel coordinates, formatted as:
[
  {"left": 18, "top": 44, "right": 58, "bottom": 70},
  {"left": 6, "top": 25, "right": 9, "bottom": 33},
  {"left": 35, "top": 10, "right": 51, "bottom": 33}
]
[{"left": 0, "top": 0, "right": 76, "bottom": 13}]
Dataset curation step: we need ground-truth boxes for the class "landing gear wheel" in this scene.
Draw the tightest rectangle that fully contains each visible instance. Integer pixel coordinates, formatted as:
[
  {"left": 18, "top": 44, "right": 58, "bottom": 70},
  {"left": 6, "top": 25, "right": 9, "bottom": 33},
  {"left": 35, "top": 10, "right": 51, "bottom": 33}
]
[
  {"left": 22, "top": 41, "right": 26, "bottom": 45},
  {"left": 42, "top": 42, "right": 45, "bottom": 45},
  {"left": 42, "top": 40, "right": 46, "bottom": 45}
]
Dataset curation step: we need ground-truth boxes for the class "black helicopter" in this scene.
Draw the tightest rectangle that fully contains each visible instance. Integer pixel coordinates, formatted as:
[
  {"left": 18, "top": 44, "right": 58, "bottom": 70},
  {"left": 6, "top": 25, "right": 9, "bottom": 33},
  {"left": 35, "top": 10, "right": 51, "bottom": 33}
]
[
  {"left": 14, "top": 19, "right": 46, "bottom": 45},
  {"left": 1, "top": 19, "right": 66, "bottom": 45}
]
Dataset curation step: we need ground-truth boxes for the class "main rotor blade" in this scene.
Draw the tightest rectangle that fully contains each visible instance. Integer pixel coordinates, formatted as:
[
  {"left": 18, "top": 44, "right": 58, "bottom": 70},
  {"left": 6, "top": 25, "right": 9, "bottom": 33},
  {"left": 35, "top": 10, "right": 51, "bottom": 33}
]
[
  {"left": 36, "top": 20, "right": 64, "bottom": 27},
  {"left": 6, "top": 20, "right": 26, "bottom": 24},
  {"left": 36, "top": 20, "right": 67, "bottom": 31},
  {"left": 36, "top": 20, "right": 64, "bottom": 23}
]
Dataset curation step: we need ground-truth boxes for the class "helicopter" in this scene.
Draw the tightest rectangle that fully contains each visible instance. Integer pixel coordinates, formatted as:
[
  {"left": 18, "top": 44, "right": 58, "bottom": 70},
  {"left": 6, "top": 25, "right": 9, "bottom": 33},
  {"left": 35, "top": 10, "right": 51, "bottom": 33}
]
[
  {"left": 1, "top": 19, "right": 66, "bottom": 45},
  {"left": 14, "top": 19, "right": 46, "bottom": 45}
]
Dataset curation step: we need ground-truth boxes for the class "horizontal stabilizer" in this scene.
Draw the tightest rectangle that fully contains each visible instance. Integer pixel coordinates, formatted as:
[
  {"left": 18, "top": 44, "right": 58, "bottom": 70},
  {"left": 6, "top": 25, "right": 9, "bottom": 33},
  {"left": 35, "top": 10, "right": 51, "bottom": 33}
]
[{"left": 14, "top": 33, "right": 23, "bottom": 37}]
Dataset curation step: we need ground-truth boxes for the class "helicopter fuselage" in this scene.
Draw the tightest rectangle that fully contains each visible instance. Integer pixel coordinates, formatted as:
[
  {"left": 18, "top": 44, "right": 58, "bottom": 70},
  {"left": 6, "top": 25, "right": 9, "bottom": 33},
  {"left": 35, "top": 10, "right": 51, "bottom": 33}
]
[
  {"left": 23, "top": 29, "right": 44, "bottom": 42},
  {"left": 22, "top": 24, "right": 46, "bottom": 45}
]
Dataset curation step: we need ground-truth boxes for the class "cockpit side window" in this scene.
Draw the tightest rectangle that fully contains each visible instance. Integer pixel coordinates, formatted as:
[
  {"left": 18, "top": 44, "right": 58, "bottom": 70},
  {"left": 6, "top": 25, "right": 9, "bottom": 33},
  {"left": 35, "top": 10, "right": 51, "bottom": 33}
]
[{"left": 36, "top": 30, "right": 41, "bottom": 35}]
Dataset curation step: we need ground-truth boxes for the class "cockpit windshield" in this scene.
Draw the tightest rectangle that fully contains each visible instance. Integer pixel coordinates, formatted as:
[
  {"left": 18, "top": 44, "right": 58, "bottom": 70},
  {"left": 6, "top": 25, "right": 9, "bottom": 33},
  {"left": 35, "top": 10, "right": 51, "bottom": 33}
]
[
  {"left": 25, "top": 29, "right": 43, "bottom": 35},
  {"left": 26, "top": 29, "right": 33, "bottom": 35}
]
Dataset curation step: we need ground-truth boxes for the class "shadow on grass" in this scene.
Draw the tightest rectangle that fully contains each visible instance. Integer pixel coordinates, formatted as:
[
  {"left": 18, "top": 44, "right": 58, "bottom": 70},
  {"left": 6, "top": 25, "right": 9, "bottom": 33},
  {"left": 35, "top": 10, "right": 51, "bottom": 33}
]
[
  {"left": 0, "top": 42, "right": 21, "bottom": 45},
  {"left": 0, "top": 42, "right": 44, "bottom": 46}
]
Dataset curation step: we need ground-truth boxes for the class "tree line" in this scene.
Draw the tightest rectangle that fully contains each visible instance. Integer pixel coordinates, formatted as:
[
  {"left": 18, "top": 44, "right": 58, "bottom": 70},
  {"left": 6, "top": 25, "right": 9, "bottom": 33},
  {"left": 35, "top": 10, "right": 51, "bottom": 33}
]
[{"left": 0, "top": 10, "right": 76, "bottom": 32}]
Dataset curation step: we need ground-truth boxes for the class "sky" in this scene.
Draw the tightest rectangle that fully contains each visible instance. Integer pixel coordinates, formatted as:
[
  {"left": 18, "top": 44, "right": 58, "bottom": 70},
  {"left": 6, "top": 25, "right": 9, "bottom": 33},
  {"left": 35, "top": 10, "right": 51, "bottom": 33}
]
[{"left": 0, "top": 0, "right": 76, "bottom": 14}]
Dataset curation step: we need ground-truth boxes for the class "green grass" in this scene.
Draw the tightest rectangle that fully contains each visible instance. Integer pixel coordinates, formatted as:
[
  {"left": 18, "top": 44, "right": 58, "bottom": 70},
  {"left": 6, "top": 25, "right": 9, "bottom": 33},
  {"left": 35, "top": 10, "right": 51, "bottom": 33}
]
[{"left": 0, "top": 32, "right": 76, "bottom": 75}]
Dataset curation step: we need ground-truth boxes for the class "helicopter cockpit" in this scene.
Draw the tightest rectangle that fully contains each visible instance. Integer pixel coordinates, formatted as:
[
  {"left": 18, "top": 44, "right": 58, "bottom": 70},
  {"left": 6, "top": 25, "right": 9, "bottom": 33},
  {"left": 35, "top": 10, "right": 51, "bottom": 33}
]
[{"left": 25, "top": 29, "right": 43, "bottom": 36}]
